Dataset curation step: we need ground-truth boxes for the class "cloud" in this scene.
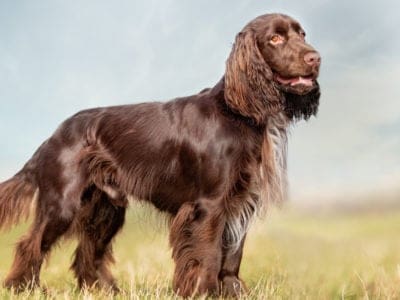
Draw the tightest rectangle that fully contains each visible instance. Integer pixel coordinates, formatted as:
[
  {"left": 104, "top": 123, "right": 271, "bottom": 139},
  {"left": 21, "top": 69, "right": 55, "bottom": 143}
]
[
  {"left": 288, "top": 62, "right": 400, "bottom": 200},
  {"left": 0, "top": 1, "right": 399, "bottom": 202}
]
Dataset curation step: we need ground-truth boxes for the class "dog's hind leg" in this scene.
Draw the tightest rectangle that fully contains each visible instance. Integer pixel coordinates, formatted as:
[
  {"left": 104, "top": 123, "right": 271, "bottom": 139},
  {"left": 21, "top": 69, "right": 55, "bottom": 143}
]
[
  {"left": 4, "top": 190, "right": 78, "bottom": 291},
  {"left": 71, "top": 185, "right": 126, "bottom": 291},
  {"left": 3, "top": 142, "right": 87, "bottom": 291}
]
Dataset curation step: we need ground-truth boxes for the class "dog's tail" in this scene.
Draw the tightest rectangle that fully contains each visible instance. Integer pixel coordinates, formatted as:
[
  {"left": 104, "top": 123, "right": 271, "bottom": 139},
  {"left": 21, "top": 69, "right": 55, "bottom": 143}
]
[{"left": 0, "top": 165, "right": 38, "bottom": 231}]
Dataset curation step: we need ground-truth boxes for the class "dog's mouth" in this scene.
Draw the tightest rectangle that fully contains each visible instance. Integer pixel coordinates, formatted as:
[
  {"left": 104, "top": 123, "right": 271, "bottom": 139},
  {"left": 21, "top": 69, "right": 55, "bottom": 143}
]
[
  {"left": 275, "top": 74, "right": 314, "bottom": 87},
  {"left": 274, "top": 72, "right": 318, "bottom": 95}
]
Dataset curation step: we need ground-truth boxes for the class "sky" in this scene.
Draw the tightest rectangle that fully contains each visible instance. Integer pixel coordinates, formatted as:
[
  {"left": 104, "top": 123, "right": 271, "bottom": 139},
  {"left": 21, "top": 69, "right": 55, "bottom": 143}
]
[{"left": 0, "top": 0, "right": 399, "bottom": 203}]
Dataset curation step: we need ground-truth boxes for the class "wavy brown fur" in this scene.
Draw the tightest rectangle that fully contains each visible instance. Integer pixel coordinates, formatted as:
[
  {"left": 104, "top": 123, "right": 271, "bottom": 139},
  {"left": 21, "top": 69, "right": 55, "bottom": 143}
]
[
  {"left": 0, "top": 13, "right": 320, "bottom": 297},
  {"left": 225, "top": 29, "right": 283, "bottom": 124},
  {"left": 71, "top": 185, "right": 125, "bottom": 290},
  {"left": 0, "top": 176, "right": 36, "bottom": 231}
]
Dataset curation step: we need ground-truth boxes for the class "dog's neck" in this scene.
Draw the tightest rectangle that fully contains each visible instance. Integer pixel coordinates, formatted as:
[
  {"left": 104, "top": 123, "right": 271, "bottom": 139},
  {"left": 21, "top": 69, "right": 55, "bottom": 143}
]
[
  {"left": 212, "top": 77, "right": 265, "bottom": 130},
  {"left": 212, "top": 77, "right": 320, "bottom": 127}
]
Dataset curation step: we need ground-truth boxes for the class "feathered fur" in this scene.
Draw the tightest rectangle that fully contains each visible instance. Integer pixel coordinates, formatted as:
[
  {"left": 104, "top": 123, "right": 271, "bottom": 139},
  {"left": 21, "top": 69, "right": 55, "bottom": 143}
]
[
  {"left": 0, "top": 175, "right": 37, "bottom": 230},
  {"left": 0, "top": 13, "right": 320, "bottom": 297}
]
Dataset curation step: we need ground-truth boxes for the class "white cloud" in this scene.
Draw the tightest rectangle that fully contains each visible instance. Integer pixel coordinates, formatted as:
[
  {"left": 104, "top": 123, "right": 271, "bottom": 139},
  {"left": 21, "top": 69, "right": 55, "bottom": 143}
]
[{"left": 0, "top": 1, "right": 399, "bottom": 201}]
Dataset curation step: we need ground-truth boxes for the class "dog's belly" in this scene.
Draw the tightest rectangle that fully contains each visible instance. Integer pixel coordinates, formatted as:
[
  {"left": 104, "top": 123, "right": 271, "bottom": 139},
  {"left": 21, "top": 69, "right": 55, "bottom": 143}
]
[{"left": 118, "top": 140, "right": 228, "bottom": 215}]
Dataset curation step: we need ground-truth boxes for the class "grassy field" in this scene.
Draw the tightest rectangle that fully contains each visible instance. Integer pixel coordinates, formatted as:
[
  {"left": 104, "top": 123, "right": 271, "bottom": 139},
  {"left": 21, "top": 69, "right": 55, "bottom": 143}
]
[{"left": 0, "top": 204, "right": 399, "bottom": 299}]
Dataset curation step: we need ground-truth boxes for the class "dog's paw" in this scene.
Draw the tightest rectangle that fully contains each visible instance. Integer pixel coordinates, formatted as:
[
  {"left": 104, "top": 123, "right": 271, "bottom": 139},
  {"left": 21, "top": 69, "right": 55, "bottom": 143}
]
[{"left": 221, "top": 275, "right": 247, "bottom": 298}]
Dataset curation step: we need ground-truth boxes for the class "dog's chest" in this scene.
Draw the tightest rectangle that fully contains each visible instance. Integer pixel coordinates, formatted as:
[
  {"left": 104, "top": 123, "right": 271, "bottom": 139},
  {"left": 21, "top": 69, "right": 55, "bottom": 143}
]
[
  {"left": 267, "top": 113, "right": 289, "bottom": 169},
  {"left": 254, "top": 112, "right": 290, "bottom": 204}
]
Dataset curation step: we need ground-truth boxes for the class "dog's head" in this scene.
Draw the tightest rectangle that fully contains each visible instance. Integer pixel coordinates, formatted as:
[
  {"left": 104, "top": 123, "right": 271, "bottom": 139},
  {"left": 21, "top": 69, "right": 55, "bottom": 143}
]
[{"left": 225, "top": 13, "right": 321, "bottom": 122}]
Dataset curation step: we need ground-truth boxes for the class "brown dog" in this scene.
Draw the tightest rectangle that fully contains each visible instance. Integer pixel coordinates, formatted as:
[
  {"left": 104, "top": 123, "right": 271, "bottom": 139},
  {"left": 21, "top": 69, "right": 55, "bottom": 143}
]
[{"left": 0, "top": 13, "right": 320, "bottom": 297}]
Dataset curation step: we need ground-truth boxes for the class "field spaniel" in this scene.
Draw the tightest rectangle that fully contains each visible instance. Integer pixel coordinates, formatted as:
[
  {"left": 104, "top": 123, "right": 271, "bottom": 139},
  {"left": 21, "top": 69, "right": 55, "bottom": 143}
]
[{"left": 0, "top": 13, "right": 320, "bottom": 297}]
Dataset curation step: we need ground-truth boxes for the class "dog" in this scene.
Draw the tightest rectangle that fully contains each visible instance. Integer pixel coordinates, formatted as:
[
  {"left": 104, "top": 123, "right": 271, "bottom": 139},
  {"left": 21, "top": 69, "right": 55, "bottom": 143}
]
[{"left": 0, "top": 13, "right": 320, "bottom": 297}]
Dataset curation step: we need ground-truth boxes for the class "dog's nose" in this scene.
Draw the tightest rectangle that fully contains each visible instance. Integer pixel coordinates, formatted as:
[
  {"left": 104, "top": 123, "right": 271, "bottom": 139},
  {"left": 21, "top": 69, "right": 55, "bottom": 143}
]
[{"left": 304, "top": 51, "right": 321, "bottom": 67}]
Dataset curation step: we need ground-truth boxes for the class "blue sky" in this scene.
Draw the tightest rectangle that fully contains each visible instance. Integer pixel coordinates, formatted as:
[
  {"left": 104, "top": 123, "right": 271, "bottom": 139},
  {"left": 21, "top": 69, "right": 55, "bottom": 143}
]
[{"left": 0, "top": 0, "right": 399, "bottom": 202}]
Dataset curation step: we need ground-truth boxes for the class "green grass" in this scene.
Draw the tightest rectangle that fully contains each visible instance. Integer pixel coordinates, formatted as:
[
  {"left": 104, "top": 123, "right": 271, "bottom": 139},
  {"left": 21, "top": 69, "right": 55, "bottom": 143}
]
[{"left": 0, "top": 205, "right": 399, "bottom": 299}]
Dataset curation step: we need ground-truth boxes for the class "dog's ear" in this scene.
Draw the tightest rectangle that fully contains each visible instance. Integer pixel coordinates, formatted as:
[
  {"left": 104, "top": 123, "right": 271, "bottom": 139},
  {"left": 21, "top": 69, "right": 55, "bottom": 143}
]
[{"left": 225, "top": 29, "right": 282, "bottom": 123}]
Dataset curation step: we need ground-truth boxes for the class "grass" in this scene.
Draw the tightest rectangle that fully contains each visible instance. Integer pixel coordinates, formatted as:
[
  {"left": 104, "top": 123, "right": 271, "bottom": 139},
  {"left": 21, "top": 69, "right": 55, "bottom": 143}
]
[{"left": 0, "top": 204, "right": 399, "bottom": 299}]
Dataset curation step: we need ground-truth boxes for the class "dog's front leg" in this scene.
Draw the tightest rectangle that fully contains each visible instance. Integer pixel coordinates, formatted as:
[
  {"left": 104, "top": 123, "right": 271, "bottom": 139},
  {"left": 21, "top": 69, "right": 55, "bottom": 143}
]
[
  {"left": 219, "top": 234, "right": 248, "bottom": 297},
  {"left": 169, "top": 200, "right": 225, "bottom": 297}
]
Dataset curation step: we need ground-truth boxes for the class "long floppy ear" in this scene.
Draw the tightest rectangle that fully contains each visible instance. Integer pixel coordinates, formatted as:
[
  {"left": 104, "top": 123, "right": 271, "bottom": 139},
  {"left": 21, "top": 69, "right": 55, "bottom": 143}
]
[{"left": 225, "top": 29, "right": 283, "bottom": 124}]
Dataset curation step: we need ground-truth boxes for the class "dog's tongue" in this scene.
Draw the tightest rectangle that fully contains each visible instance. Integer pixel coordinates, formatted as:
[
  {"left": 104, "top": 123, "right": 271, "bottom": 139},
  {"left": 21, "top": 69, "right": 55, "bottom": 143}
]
[
  {"left": 277, "top": 76, "right": 313, "bottom": 87},
  {"left": 292, "top": 76, "right": 313, "bottom": 87}
]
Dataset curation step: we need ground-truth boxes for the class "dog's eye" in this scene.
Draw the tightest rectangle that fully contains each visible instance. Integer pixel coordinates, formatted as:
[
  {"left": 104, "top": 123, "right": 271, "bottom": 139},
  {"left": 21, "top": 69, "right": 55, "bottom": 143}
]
[
  {"left": 270, "top": 34, "right": 284, "bottom": 45},
  {"left": 300, "top": 31, "right": 306, "bottom": 39}
]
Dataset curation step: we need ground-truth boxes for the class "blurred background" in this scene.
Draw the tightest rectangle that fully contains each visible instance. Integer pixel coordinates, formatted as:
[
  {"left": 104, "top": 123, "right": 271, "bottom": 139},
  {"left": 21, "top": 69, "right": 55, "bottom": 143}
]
[
  {"left": 0, "top": 1, "right": 399, "bottom": 298},
  {"left": 0, "top": 0, "right": 399, "bottom": 208}
]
